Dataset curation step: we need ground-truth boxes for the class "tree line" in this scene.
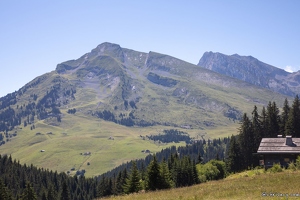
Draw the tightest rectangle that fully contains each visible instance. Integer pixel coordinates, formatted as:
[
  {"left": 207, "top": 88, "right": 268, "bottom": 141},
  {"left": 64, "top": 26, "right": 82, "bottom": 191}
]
[
  {"left": 146, "top": 129, "right": 192, "bottom": 144},
  {"left": 226, "top": 96, "right": 300, "bottom": 173},
  {"left": 0, "top": 135, "right": 230, "bottom": 199},
  {"left": 0, "top": 84, "right": 76, "bottom": 145}
]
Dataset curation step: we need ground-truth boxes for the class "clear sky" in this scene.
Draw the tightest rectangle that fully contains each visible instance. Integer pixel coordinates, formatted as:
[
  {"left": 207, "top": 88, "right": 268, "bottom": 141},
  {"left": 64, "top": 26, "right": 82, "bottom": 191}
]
[{"left": 1, "top": 0, "right": 299, "bottom": 97}]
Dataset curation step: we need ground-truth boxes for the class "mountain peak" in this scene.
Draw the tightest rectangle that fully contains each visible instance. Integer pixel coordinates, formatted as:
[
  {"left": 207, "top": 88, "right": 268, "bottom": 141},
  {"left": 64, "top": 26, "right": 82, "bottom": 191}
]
[
  {"left": 89, "top": 42, "right": 125, "bottom": 62},
  {"left": 198, "top": 52, "right": 294, "bottom": 96},
  {"left": 93, "top": 42, "right": 122, "bottom": 53}
]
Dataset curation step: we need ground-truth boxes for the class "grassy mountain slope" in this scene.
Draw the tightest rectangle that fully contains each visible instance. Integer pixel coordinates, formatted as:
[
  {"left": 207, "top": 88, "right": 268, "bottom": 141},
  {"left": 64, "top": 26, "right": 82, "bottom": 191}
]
[
  {"left": 53, "top": 43, "right": 289, "bottom": 129},
  {"left": 106, "top": 169, "right": 300, "bottom": 200},
  {"left": 0, "top": 112, "right": 185, "bottom": 177},
  {"left": 0, "top": 42, "right": 291, "bottom": 176}
]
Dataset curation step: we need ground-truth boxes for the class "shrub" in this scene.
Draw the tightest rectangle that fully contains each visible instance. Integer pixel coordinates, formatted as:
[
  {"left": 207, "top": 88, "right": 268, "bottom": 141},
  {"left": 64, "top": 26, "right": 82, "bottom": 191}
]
[
  {"left": 296, "top": 156, "right": 300, "bottom": 170},
  {"left": 267, "top": 163, "right": 283, "bottom": 173},
  {"left": 197, "top": 160, "right": 227, "bottom": 182},
  {"left": 288, "top": 162, "right": 296, "bottom": 171}
]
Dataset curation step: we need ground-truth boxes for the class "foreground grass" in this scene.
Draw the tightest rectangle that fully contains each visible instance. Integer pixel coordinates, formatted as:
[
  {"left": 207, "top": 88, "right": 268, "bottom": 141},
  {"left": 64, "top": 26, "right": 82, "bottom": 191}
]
[{"left": 104, "top": 170, "right": 300, "bottom": 200}]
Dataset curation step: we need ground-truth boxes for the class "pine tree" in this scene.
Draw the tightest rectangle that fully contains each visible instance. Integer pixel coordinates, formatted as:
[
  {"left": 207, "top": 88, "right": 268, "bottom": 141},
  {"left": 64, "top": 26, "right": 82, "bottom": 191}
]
[
  {"left": 159, "top": 160, "right": 174, "bottom": 189},
  {"left": 60, "top": 180, "right": 71, "bottom": 200},
  {"left": 226, "top": 135, "right": 241, "bottom": 173},
  {"left": 21, "top": 182, "right": 37, "bottom": 200},
  {"left": 97, "top": 175, "right": 113, "bottom": 198},
  {"left": 114, "top": 172, "right": 123, "bottom": 195},
  {"left": 191, "top": 160, "right": 200, "bottom": 184},
  {"left": 280, "top": 98, "right": 290, "bottom": 136},
  {"left": 0, "top": 178, "right": 12, "bottom": 200},
  {"left": 145, "top": 155, "right": 163, "bottom": 191},
  {"left": 238, "top": 113, "right": 253, "bottom": 169},
  {"left": 285, "top": 95, "right": 300, "bottom": 137},
  {"left": 259, "top": 106, "right": 267, "bottom": 138},
  {"left": 47, "top": 184, "right": 57, "bottom": 200},
  {"left": 123, "top": 161, "right": 141, "bottom": 194},
  {"left": 266, "top": 101, "right": 280, "bottom": 137},
  {"left": 251, "top": 105, "right": 262, "bottom": 151}
]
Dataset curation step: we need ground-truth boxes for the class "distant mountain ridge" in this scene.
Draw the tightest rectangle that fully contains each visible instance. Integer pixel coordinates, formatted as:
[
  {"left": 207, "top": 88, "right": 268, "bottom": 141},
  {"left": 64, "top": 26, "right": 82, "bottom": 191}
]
[
  {"left": 198, "top": 51, "right": 300, "bottom": 96},
  {"left": 0, "top": 43, "right": 291, "bottom": 132}
]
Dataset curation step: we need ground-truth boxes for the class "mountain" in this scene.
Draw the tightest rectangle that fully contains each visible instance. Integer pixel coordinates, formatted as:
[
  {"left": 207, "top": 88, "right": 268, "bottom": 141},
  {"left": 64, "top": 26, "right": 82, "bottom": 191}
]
[
  {"left": 198, "top": 51, "right": 300, "bottom": 96},
  {"left": 45, "top": 42, "right": 288, "bottom": 128},
  {"left": 0, "top": 42, "right": 290, "bottom": 176}
]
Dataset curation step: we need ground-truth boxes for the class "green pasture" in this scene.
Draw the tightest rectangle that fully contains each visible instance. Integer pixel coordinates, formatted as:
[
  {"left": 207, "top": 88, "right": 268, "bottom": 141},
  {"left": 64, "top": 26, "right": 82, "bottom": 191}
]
[{"left": 0, "top": 113, "right": 185, "bottom": 177}]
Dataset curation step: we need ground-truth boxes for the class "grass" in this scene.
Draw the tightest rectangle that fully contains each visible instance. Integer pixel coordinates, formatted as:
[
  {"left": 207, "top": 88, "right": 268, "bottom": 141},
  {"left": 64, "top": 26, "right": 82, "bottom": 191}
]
[
  {"left": 0, "top": 113, "right": 185, "bottom": 177},
  {"left": 104, "top": 169, "right": 300, "bottom": 200}
]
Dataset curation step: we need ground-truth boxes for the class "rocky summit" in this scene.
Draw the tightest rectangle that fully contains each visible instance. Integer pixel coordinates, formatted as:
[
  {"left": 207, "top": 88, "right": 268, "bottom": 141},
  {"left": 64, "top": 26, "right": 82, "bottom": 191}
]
[
  {"left": 0, "top": 43, "right": 290, "bottom": 133},
  {"left": 198, "top": 51, "right": 300, "bottom": 96}
]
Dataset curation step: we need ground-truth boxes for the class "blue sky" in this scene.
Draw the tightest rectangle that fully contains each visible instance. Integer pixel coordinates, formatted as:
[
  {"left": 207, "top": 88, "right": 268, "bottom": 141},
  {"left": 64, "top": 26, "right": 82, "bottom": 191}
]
[{"left": 0, "top": 0, "right": 299, "bottom": 97}]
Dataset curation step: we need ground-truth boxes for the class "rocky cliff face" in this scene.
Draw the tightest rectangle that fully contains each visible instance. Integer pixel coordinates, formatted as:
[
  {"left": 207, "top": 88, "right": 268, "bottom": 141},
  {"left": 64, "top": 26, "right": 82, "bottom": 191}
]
[
  {"left": 0, "top": 43, "right": 290, "bottom": 133},
  {"left": 198, "top": 52, "right": 300, "bottom": 96}
]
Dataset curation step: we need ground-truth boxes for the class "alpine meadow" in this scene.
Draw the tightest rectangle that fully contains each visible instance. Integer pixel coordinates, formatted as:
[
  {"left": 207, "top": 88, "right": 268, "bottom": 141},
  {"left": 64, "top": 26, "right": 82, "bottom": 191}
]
[{"left": 2, "top": 42, "right": 300, "bottom": 199}]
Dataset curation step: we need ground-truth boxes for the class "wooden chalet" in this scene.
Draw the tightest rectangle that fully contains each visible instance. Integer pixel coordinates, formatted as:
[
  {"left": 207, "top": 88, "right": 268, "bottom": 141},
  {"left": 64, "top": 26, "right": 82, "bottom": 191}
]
[{"left": 257, "top": 135, "right": 300, "bottom": 168}]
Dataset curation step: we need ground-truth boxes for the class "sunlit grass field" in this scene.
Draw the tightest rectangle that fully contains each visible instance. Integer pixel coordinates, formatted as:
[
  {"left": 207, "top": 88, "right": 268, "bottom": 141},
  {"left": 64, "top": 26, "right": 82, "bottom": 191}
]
[
  {"left": 104, "top": 169, "right": 300, "bottom": 200},
  {"left": 0, "top": 112, "right": 186, "bottom": 177}
]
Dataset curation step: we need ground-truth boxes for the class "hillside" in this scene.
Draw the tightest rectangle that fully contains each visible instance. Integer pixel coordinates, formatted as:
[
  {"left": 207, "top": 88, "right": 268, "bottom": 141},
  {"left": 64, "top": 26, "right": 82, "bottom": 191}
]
[
  {"left": 106, "top": 169, "right": 300, "bottom": 200},
  {"left": 0, "top": 42, "right": 291, "bottom": 176},
  {"left": 198, "top": 51, "right": 300, "bottom": 96}
]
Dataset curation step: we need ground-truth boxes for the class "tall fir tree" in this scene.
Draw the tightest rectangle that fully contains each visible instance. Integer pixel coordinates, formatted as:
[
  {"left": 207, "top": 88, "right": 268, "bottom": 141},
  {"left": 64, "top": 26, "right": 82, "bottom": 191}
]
[
  {"left": 259, "top": 106, "right": 267, "bottom": 138},
  {"left": 145, "top": 156, "right": 163, "bottom": 191},
  {"left": 60, "top": 180, "right": 71, "bottom": 200},
  {"left": 238, "top": 113, "right": 253, "bottom": 169},
  {"left": 114, "top": 171, "right": 124, "bottom": 195},
  {"left": 21, "top": 182, "right": 37, "bottom": 200},
  {"left": 266, "top": 101, "right": 280, "bottom": 137},
  {"left": 0, "top": 178, "right": 12, "bottom": 200},
  {"left": 47, "top": 184, "right": 57, "bottom": 200},
  {"left": 280, "top": 98, "right": 290, "bottom": 136},
  {"left": 251, "top": 105, "right": 262, "bottom": 151},
  {"left": 159, "top": 160, "right": 174, "bottom": 189},
  {"left": 285, "top": 95, "right": 300, "bottom": 137},
  {"left": 123, "top": 161, "right": 141, "bottom": 194},
  {"left": 226, "top": 135, "right": 242, "bottom": 173}
]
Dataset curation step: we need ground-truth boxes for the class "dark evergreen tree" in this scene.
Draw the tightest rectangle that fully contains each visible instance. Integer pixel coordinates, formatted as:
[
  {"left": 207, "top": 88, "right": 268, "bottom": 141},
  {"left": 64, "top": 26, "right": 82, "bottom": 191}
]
[
  {"left": 238, "top": 113, "right": 253, "bottom": 169},
  {"left": 280, "top": 98, "right": 290, "bottom": 136},
  {"left": 251, "top": 105, "right": 262, "bottom": 151},
  {"left": 0, "top": 178, "right": 12, "bottom": 200},
  {"left": 114, "top": 172, "right": 124, "bottom": 195},
  {"left": 285, "top": 95, "right": 300, "bottom": 137},
  {"left": 159, "top": 160, "right": 174, "bottom": 189},
  {"left": 123, "top": 161, "right": 141, "bottom": 194},
  {"left": 60, "top": 180, "right": 71, "bottom": 200},
  {"left": 47, "top": 184, "right": 57, "bottom": 200},
  {"left": 259, "top": 106, "right": 267, "bottom": 138},
  {"left": 226, "top": 135, "right": 241, "bottom": 172},
  {"left": 97, "top": 176, "right": 112, "bottom": 198},
  {"left": 21, "top": 182, "right": 37, "bottom": 200},
  {"left": 145, "top": 156, "right": 163, "bottom": 191},
  {"left": 266, "top": 101, "right": 280, "bottom": 137}
]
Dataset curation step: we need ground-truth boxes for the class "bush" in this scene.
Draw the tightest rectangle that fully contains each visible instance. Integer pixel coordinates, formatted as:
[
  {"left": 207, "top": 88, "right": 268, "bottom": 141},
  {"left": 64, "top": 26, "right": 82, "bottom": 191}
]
[
  {"left": 197, "top": 160, "right": 227, "bottom": 182},
  {"left": 267, "top": 163, "right": 283, "bottom": 173},
  {"left": 210, "top": 160, "right": 227, "bottom": 179},
  {"left": 288, "top": 162, "right": 297, "bottom": 171},
  {"left": 296, "top": 156, "right": 300, "bottom": 170}
]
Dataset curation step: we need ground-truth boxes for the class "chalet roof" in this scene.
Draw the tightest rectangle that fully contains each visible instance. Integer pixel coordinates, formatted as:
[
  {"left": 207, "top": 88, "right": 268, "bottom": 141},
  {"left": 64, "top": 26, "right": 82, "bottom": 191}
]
[{"left": 257, "top": 136, "right": 300, "bottom": 154}]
